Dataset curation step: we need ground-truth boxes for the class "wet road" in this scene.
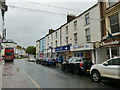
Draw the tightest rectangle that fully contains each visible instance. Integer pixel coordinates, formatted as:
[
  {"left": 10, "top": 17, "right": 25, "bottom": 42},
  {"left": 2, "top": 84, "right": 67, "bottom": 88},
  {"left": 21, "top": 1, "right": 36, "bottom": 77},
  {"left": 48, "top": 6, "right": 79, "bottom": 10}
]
[{"left": 2, "top": 59, "right": 120, "bottom": 89}]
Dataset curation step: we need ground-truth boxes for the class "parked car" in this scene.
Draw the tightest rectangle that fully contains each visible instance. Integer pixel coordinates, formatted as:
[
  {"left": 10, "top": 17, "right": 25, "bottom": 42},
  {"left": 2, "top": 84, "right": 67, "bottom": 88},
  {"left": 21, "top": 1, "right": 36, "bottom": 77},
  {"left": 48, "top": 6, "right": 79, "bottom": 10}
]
[
  {"left": 62, "top": 57, "right": 93, "bottom": 75},
  {"left": 41, "top": 58, "right": 46, "bottom": 65},
  {"left": 90, "top": 57, "right": 120, "bottom": 82},
  {"left": 36, "top": 58, "right": 44, "bottom": 64},
  {"left": 45, "top": 58, "right": 56, "bottom": 66},
  {"left": 28, "top": 57, "right": 36, "bottom": 62}
]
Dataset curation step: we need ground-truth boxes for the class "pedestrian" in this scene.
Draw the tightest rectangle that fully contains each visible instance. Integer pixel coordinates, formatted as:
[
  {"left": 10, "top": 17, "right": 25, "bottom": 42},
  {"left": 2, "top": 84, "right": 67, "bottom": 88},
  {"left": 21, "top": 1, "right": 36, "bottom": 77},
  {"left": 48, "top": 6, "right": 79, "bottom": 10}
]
[
  {"left": 60, "top": 55, "right": 63, "bottom": 64},
  {"left": 56, "top": 56, "right": 59, "bottom": 67}
]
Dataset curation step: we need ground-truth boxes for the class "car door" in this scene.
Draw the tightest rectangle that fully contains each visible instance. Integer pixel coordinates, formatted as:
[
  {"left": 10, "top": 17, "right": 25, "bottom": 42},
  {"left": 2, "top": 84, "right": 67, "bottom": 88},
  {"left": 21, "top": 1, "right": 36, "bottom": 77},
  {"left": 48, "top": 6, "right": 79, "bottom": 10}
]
[
  {"left": 66, "top": 58, "right": 73, "bottom": 71},
  {"left": 102, "top": 58, "right": 118, "bottom": 79}
]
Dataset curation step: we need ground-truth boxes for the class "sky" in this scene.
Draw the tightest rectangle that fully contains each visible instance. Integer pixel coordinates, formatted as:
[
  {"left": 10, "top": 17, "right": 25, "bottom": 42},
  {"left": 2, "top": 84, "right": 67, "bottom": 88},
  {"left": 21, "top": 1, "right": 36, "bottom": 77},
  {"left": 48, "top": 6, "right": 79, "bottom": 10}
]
[{"left": 5, "top": 0, "right": 98, "bottom": 48}]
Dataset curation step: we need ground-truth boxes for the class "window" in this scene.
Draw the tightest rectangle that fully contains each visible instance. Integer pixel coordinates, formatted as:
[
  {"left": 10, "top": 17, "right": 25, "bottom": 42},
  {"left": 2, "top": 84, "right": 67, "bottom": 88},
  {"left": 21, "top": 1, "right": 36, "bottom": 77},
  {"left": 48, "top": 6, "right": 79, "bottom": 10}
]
[
  {"left": 109, "top": 14, "right": 119, "bottom": 34},
  {"left": 66, "top": 37, "right": 68, "bottom": 44},
  {"left": 66, "top": 26, "right": 68, "bottom": 35},
  {"left": 74, "top": 21, "right": 77, "bottom": 30},
  {"left": 56, "top": 32, "right": 57, "bottom": 39},
  {"left": 108, "top": 58, "right": 120, "bottom": 65},
  {"left": 51, "top": 34, "right": 53, "bottom": 40},
  {"left": 55, "top": 40, "right": 57, "bottom": 47},
  {"left": 68, "top": 58, "right": 73, "bottom": 62},
  {"left": 74, "top": 33, "right": 77, "bottom": 44},
  {"left": 48, "top": 36, "right": 49, "bottom": 42},
  {"left": 73, "top": 58, "right": 81, "bottom": 62},
  {"left": 108, "top": 0, "right": 118, "bottom": 6},
  {"left": 85, "top": 28, "right": 91, "bottom": 41},
  {"left": 51, "top": 42, "right": 53, "bottom": 46},
  {"left": 85, "top": 13, "right": 90, "bottom": 25}
]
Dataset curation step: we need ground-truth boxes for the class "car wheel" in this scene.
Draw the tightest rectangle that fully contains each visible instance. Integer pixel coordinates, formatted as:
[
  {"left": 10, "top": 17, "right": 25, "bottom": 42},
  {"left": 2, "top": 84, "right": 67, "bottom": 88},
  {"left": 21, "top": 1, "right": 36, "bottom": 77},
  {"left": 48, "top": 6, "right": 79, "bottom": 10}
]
[
  {"left": 73, "top": 67, "right": 79, "bottom": 75},
  {"left": 61, "top": 65, "right": 65, "bottom": 71},
  {"left": 91, "top": 71, "right": 101, "bottom": 82},
  {"left": 36, "top": 61, "right": 38, "bottom": 64}
]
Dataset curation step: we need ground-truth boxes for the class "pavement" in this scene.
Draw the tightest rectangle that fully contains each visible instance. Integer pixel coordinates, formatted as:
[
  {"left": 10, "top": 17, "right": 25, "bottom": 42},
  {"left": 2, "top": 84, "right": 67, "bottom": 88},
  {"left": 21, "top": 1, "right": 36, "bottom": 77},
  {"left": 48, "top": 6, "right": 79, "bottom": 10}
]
[
  {"left": 1, "top": 59, "right": 120, "bottom": 89},
  {"left": 0, "top": 61, "right": 2, "bottom": 89},
  {"left": 2, "top": 61, "right": 33, "bottom": 88}
]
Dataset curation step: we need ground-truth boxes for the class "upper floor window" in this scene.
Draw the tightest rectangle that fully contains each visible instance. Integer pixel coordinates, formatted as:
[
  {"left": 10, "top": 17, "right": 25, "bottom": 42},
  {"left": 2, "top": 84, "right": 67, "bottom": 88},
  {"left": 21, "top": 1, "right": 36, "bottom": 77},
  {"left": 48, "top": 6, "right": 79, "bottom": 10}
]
[
  {"left": 74, "top": 21, "right": 77, "bottom": 30},
  {"left": 109, "top": 14, "right": 119, "bottom": 34},
  {"left": 66, "top": 26, "right": 68, "bottom": 35},
  {"left": 85, "top": 28, "right": 91, "bottom": 42},
  {"left": 74, "top": 33, "right": 77, "bottom": 44},
  {"left": 56, "top": 32, "right": 57, "bottom": 39},
  {"left": 85, "top": 13, "right": 90, "bottom": 25},
  {"left": 55, "top": 40, "right": 57, "bottom": 47},
  {"left": 51, "top": 42, "right": 53, "bottom": 46},
  {"left": 48, "top": 36, "right": 49, "bottom": 42},
  {"left": 51, "top": 34, "right": 53, "bottom": 40},
  {"left": 108, "top": 0, "right": 118, "bottom": 6},
  {"left": 66, "top": 36, "right": 68, "bottom": 44}
]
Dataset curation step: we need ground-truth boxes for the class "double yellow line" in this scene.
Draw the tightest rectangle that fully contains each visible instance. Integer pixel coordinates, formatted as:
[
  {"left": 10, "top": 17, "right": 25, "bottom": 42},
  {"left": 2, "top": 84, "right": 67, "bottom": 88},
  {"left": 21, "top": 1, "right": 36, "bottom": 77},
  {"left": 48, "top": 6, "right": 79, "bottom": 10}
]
[{"left": 16, "top": 66, "right": 42, "bottom": 90}]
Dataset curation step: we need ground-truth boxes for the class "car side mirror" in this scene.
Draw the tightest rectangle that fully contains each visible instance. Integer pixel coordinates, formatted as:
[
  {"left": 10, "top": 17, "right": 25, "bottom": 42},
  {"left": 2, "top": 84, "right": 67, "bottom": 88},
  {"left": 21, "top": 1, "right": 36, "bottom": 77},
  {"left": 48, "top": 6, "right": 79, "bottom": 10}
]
[{"left": 103, "top": 63, "right": 108, "bottom": 66}]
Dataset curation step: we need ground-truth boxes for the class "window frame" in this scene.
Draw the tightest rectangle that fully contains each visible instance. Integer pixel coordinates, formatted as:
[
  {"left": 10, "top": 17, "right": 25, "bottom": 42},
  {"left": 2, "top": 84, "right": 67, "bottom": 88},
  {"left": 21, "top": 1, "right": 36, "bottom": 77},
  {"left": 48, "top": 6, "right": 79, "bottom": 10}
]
[
  {"left": 74, "top": 33, "right": 77, "bottom": 44},
  {"left": 109, "top": 13, "right": 119, "bottom": 34},
  {"left": 56, "top": 32, "right": 57, "bottom": 39},
  {"left": 66, "top": 36, "right": 68, "bottom": 45},
  {"left": 66, "top": 26, "right": 68, "bottom": 35},
  {"left": 85, "top": 13, "right": 90, "bottom": 25},
  {"left": 85, "top": 28, "right": 91, "bottom": 42},
  {"left": 74, "top": 21, "right": 77, "bottom": 30}
]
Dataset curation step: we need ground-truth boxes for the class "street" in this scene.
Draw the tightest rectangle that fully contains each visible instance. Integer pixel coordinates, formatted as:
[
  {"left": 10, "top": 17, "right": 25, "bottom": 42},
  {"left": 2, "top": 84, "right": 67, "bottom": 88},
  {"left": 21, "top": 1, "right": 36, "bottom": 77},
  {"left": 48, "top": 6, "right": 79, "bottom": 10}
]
[{"left": 1, "top": 59, "right": 120, "bottom": 89}]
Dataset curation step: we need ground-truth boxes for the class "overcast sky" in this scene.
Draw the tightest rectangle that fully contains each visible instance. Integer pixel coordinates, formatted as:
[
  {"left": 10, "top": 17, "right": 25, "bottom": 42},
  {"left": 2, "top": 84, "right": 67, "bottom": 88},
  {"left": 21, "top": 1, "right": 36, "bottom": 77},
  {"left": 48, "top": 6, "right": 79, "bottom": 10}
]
[{"left": 5, "top": 0, "right": 97, "bottom": 48}]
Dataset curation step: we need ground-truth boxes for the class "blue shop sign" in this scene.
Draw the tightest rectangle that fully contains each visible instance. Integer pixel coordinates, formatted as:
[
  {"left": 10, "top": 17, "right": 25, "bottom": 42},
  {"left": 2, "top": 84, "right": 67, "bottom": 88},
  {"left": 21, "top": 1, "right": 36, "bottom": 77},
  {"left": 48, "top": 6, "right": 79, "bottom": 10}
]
[{"left": 55, "top": 45, "right": 70, "bottom": 52}]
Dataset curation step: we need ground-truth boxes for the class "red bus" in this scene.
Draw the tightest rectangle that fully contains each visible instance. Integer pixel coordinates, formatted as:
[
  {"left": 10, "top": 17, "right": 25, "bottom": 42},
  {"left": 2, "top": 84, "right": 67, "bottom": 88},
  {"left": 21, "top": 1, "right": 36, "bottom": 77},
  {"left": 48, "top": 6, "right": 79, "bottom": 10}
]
[{"left": 4, "top": 47, "right": 14, "bottom": 62}]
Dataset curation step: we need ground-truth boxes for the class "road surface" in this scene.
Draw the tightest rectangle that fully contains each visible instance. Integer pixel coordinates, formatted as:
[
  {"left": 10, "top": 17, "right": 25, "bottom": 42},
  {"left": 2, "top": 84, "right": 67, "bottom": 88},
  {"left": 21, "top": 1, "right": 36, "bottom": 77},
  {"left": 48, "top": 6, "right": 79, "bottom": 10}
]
[{"left": 1, "top": 59, "right": 120, "bottom": 89}]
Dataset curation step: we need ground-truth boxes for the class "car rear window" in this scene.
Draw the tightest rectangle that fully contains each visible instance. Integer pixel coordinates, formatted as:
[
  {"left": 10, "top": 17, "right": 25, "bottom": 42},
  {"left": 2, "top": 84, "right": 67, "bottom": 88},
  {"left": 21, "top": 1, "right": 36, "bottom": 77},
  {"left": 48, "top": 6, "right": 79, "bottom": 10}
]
[{"left": 82, "top": 58, "right": 92, "bottom": 63}]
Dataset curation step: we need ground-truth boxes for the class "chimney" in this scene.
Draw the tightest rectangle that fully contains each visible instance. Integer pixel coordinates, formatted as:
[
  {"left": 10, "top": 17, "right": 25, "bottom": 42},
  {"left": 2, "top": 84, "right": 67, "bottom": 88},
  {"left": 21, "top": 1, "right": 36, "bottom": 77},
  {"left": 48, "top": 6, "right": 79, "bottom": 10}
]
[
  {"left": 49, "top": 29, "right": 55, "bottom": 34},
  {"left": 67, "top": 14, "right": 76, "bottom": 23}
]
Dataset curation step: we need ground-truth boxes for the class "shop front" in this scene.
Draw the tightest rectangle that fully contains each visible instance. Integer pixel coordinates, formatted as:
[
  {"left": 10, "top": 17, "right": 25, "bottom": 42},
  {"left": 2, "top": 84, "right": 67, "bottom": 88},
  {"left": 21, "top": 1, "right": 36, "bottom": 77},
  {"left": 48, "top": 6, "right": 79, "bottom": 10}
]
[
  {"left": 55, "top": 45, "right": 70, "bottom": 61},
  {"left": 95, "top": 39, "right": 120, "bottom": 64},
  {"left": 70, "top": 43, "right": 95, "bottom": 63}
]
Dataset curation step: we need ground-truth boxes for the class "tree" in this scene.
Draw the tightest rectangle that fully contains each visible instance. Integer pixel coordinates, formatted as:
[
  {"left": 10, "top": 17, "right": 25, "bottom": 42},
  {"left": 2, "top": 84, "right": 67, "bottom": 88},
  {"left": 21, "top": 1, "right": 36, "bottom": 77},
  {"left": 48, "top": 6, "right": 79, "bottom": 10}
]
[{"left": 26, "top": 46, "right": 36, "bottom": 55}]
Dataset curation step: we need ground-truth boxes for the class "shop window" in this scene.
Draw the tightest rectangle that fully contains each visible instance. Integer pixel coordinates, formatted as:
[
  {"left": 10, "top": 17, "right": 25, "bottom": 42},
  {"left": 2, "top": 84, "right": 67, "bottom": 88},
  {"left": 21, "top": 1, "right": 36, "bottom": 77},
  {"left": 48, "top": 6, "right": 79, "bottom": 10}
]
[
  {"left": 111, "top": 47, "right": 119, "bottom": 56},
  {"left": 109, "top": 14, "right": 119, "bottom": 34}
]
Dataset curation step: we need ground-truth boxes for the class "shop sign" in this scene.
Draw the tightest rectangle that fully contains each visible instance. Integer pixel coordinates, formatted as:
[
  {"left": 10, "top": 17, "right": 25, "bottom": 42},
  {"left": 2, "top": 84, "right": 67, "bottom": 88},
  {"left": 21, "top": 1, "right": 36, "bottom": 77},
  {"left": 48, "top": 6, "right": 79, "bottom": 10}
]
[
  {"left": 101, "top": 39, "right": 120, "bottom": 47},
  {"left": 95, "top": 39, "right": 120, "bottom": 48},
  {"left": 70, "top": 43, "right": 94, "bottom": 51},
  {"left": 55, "top": 45, "right": 70, "bottom": 52}
]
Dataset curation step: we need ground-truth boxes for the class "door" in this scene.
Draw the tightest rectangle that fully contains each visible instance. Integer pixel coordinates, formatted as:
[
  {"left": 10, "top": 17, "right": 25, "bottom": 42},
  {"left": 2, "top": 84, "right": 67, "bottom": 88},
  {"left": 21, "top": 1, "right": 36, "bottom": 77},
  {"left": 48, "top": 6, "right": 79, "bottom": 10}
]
[{"left": 102, "top": 58, "right": 119, "bottom": 79}]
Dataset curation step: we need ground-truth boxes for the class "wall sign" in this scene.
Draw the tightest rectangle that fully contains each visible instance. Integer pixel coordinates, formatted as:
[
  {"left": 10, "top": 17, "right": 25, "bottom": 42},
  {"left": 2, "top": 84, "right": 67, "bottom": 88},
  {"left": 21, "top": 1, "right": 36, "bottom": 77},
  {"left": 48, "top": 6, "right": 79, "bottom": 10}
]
[
  {"left": 55, "top": 45, "right": 70, "bottom": 52},
  {"left": 95, "top": 39, "right": 120, "bottom": 48},
  {"left": 70, "top": 43, "right": 94, "bottom": 51}
]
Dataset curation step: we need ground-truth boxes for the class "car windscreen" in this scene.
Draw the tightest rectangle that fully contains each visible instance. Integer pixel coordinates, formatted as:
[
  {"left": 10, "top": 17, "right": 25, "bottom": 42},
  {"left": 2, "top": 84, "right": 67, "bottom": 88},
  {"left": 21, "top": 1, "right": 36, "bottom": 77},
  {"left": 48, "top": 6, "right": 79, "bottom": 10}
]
[{"left": 5, "top": 52, "right": 13, "bottom": 56}]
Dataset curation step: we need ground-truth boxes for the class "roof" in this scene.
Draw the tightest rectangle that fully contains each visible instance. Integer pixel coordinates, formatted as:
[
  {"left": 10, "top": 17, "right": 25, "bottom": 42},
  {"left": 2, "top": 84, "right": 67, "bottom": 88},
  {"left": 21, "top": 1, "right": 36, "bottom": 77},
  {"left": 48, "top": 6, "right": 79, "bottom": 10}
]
[{"left": 36, "top": 2, "right": 99, "bottom": 40}]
